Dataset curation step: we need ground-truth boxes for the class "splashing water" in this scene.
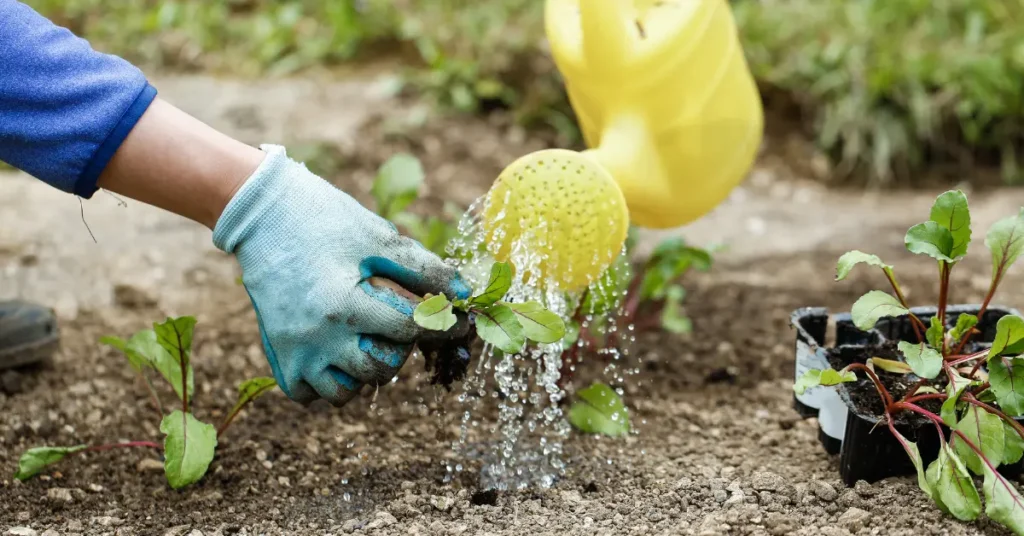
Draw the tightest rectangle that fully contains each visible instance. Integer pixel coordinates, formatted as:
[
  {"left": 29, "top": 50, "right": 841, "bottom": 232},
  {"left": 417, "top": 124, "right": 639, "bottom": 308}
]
[{"left": 441, "top": 194, "right": 640, "bottom": 491}]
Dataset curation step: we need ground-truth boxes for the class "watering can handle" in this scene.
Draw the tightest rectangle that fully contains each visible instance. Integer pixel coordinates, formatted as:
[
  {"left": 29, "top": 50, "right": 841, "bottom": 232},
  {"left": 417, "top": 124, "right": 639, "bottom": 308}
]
[{"left": 579, "top": 0, "right": 633, "bottom": 73}]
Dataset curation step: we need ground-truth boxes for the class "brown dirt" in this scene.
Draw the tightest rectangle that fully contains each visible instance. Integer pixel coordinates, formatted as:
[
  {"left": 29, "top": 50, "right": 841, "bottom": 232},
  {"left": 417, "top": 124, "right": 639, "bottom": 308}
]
[
  {"left": 4, "top": 76, "right": 1024, "bottom": 535},
  {"left": 3, "top": 245, "right": 1023, "bottom": 536}
]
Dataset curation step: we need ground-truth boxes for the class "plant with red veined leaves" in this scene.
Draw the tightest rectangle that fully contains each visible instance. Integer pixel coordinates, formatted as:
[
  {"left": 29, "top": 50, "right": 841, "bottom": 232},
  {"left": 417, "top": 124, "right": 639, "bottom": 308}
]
[{"left": 798, "top": 190, "right": 1024, "bottom": 533}]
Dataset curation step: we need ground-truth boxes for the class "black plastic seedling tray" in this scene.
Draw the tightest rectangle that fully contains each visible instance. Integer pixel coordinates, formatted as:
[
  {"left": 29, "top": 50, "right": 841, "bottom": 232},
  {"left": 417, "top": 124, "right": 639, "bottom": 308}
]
[{"left": 791, "top": 305, "right": 1024, "bottom": 486}]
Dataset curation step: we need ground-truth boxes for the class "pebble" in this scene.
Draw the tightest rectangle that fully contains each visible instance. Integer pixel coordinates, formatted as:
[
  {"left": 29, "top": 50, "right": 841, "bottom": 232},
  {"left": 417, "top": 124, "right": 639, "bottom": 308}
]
[
  {"left": 92, "top": 516, "right": 123, "bottom": 527},
  {"left": 87, "top": 483, "right": 105, "bottom": 493},
  {"left": 560, "top": 490, "right": 582, "bottom": 504},
  {"left": 6, "top": 529, "right": 37, "bottom": 536},
  {"left": 751, "top": 471, "right": 786, "bottom": 491},
  {"left": 809, "top": 480, "right": 837, "bottom": 502},
  {"left": 854, "top": 480, "right": 876, "bottom": 497},
  {"left": 47, "top": 487, "right": 74, "bottom": 503},
  {"left": 341, "top": 519, "right": 363, "bottom": 533},
  {"left": 431, "top": 495, "right": 454, "bottom": 512},
  {"left": 137, "top": 458, "right": 165, "bottom": 472},
  {"left": 713, "top": 489, "right": 728, "bottom": 503},
  {"left": 67, "top": 521, "right": 83, "bottom": 531},
  {"left": 1, "top": 370, "right": 24, "bottom": 394},
  {"left": 365, "top": 511, "right": 397, "bottom": 530},
  {"left": 837, "top": 507, "right": 871, "bottom": 532},
  {"left": 837, "top": 490, "right": 862, "bottom": 508},
  {"left": 41, "top": 531, "right": 59, "bottom": 536},
  {"left": 400, "top": 480, "right": 416, "bottom": 490}
]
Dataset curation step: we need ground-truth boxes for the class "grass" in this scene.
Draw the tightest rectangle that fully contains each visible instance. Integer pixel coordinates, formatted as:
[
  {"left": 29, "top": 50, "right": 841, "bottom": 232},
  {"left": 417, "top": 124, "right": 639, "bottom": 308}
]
[{"left": 25, "top": 0, "right": 1024, "bottom": 185}]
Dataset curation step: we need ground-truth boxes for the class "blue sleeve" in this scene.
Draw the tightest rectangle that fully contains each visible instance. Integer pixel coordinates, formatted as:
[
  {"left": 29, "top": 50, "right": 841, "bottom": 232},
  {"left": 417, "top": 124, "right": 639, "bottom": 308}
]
[{"left": 0, "top": 0, "right": 157, "bottom": 198}]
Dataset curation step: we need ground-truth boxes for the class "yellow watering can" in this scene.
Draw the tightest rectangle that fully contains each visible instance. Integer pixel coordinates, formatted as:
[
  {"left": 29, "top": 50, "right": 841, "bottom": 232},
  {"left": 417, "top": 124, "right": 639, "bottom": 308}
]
[{"left": 482, "top": 0, "right": 764, "bottom": 292}]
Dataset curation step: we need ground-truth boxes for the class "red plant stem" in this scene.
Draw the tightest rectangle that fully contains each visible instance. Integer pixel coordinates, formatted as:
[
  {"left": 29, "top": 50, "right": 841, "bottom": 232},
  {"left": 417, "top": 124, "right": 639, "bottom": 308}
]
[
  {"left": 845, "top": 363, "right": 895, "bottom": 409},
  {"left": 894, "top": 401, "right": 948, "bottom": 443},
  {"left": 884, "top": 268, "right": 925, "bottom": 343},
  {"left": 953, "top": 266, "right": 1004, "bottom": 355},
  {"left": 174, "top": 327, "right": 189, "bottom": 415},
  {"left": 946, "top": 349, "right": 989, "bottom": 367},
  {"left": 902, "top": 378, "right": 930, "bottom": 399},
  {"left": 85, "top": 441, "right": 161, "bottom": 452},
  {"left": 971, "top": 382, "right": 991, "bottom": 394},
  {"left": 963, "top": 395, "right": 1024, "bottom": 441},
  {"left": 904, "top": 393, "right": 948, "bottom": 405},
  {"left": 937, "top": 261, "right": 951, "bottom": 354},
  {"left": 217, "top": 406, "right": 244, "bottom": 439},
  {"left": 967, "top": 356, "right": 989, "bottom": 379}
]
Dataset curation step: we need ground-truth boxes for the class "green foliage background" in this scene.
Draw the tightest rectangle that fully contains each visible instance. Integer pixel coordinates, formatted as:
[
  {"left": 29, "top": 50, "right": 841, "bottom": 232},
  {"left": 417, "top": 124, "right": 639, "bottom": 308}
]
[{"left": 27, "top": 0, "right": 1024, "bottom": 185}]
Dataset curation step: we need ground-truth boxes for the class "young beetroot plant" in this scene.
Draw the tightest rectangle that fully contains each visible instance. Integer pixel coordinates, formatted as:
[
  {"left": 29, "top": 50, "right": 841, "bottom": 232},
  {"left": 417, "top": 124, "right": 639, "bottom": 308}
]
[
  {"left": 797, "top": 190, "right": 1024, "bottom": 532},
  {"left": 14, "top": 317, "right": 277, "bottom": 489}
]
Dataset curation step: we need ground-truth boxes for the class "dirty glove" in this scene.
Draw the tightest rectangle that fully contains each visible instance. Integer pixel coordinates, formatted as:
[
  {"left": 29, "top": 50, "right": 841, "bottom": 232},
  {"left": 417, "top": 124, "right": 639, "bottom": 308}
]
[{"left": 213, "top": 145, "right": 470, "bottom": 406}]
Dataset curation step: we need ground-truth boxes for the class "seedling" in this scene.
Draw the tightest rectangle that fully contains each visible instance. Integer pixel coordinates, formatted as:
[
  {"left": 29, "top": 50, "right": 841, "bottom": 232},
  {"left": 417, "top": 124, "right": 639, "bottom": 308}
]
[
  {"left": 413, "top": 261, "right": 566, "bottom": 386},
  {"left": 14, "top": 317, "right": 277, "bottom": 489},
  {"left": 371, "top": 153, "right": 462, "bottom": 257},
  {"left": 567, "top": 382, "right": 630, "bottom": 437},
  {"left": 797, "top": 190, "right": 1024, "bottom": 533}
]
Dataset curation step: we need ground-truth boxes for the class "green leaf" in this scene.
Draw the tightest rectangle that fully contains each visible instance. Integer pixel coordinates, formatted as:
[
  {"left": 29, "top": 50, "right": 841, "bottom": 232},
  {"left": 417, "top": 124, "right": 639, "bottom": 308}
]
[
  {"left": 1003, "top": 421, "right": 1024, "bottom": 465},
  {"left": 981, "top": 460, "right": 1024, "bottom": 535},
  {"left": 582, "top": 254, "right": 631, "bottom": 315},
  {"left": 986, "top": 209, "right": 1024, "bottom": 280},
  {"left": 891, "top": 428, "right": 936, "bottom": 503},
  {"left": 949, "top": 314, "right": 979, "bottom": 344},
  {"left": 639, "top": 239, "right": 712, "bottom": 301},
  {"left": 942, "top": 378, "right": 971, "bottom": 427},
  {"left": 835, "top": 250, "right": 892, "bottom": 281},
  {"left": 991, "top": 315, "right": 1024, "bottom": 360},
  {"left": 567, "top": 382, "right": 630, "bottom": 437},
  {"left": 372, "top": 153, "right": 423, "bottom": 220},
  {"left": 867, "top": 357, "right": 912, "bottom": 374},
  {"left": 475, "top": 304, "right": 525, "bottom": 354},
  {"left": 926, "top": 444, "right": 982, "bottom": 521},
  {"left": 229, "top": 377, "right": 278, "bottom": 417},
  {"left": 851, "top": 290, "right": 909, "bottom": 331},
  {"left": 898, "top": 341, "right": 943, "bottom": 379},
  {"left": 990, "top": 357, "right": 1024, "bottom": 416},
  {"left": 153, "top": 316, "right": 197, "bottom": 370},
  {"left": 505, "top": 301, "right": 565, "bottom": 343},
  {"left": 905, "top": 221, "right": 957, "bottom": 263},
  {"left": 659, "top": 285, "right": 692, "bottom": 334},
  {"left": 470, "top": 262, "right": 513, "bottom": 307},
  {"left": 14, "top": 445, "right": 86, "bottom": 481},
  {"left": 954, "top": 406, "right": 1005, "bottom": 475},
  {"left": 929, "top": 190, "right": 971, "bottom": 259},
  {"left": 108, "top": 329, "right": 193, "bottom": 401},
  {"left": 793, "top": 368, "right": 856, "bottom": 395},
  {"left": 160, "top": 410, "right": 217, "bottom": 490},
  {"left": 413, "top": 294, "right": 457, "bottom": 331},
  {"left": 927, "top": 316, "right": 945, "bottom": 349}
]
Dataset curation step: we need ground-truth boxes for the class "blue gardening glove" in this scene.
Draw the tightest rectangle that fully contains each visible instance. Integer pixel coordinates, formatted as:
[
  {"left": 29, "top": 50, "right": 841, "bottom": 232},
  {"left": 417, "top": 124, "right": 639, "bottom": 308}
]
[{"left": 213, "top": 145, "right": 470, "bottom": 406}]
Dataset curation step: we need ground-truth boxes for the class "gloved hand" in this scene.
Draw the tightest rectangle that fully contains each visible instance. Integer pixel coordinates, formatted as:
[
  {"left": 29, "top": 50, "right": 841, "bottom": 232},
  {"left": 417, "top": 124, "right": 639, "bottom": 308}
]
[{"left": 213, "top": 145, "right": 470, "bottom": 406}]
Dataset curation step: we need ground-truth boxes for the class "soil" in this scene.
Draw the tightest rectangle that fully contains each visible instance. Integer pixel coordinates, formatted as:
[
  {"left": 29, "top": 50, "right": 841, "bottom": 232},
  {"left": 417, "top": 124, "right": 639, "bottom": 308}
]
[{"left": 3, "top": 72, "right": 1024, "bottom": 535}]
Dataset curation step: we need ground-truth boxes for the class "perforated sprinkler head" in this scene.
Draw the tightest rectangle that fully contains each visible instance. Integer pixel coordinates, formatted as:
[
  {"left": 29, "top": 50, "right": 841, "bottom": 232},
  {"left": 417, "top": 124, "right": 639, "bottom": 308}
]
[{"left": 481, "top": 149, "right": 629, "bottom": 293}]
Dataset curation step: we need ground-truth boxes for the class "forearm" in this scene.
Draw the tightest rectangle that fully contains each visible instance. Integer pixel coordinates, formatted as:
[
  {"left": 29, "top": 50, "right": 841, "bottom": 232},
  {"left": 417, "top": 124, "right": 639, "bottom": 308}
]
[{"left": 97, "top": 98, "right": 265, "bottom": 229}]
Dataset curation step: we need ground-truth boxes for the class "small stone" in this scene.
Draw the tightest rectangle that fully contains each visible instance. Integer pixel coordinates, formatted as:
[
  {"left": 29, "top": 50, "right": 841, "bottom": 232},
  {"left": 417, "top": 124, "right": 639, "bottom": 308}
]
[
  {"left": 186, "top": 531, "right": 205, "bottom": 536},
  {"left": 561, "top": 490, "right": 582, "bottom": 503},
  {"left": 1, "top": 370, "right": 25, "bottom": 394},
  {"left": 809, "top": 480, "right": 837, "bottom": 502},
  {"left": 47, "top": 487, "right": 74, "bottom": 503},
  {"left": 854, "top": 480, "right": 876, "bottom": 497},
  {"left": 41, "top": 531, "right": 59, "bottom": 536},
  {"left": 430, "top": 495, "right": 454, "bottom": 512},
  {"left": 92, "top": 516, "right": 123, "bottom": 527},
  {"left": 837, "top": 490, "right": 862, "bottom": 508},
  {"left": 341, "top": 519, "right": 363, "bottom": 533},
  {"left": 818, "top": 527, "right": 853, "bottom": 536},
  {"left": 837, "top": 507, "right": 871, "bottom": 532},
  {"left": 137, "top": 458, "right": 164, "bottom": 472},
  {"left": 277, "top": 476, "right": 290, "bottom": 487},
  {"left": 751, "top": 471, "right": 785, "bottom": 491},
  {"left": 88, "top": 483, "right": 105, "bottom": 493},
  {"left": 16, "top": 512, "right": 30, "bottom": 522},
  {"left": 6, "top": 528, "right": 37, "bottom": 536},
  {"left": 400, "top": 481, "right": 416, "bottom": 491},
  {"left": 364, "top": 511, "right": 397, "bottom": 529},
  {"left": 66, "top": 521, "right": 83, "bottom": 531},
  {"left": 713, "top": 489, "right": 728, "bottom": 503}
]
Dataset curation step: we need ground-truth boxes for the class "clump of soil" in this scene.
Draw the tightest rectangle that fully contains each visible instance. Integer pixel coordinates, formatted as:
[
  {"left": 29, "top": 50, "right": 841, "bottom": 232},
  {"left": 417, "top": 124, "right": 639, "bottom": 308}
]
[
  {"left": 418, "top": 315, "right": 477, "bottom": 389},
  {"left": 827, "top": 340, "right": 944, "bottom": 426}
]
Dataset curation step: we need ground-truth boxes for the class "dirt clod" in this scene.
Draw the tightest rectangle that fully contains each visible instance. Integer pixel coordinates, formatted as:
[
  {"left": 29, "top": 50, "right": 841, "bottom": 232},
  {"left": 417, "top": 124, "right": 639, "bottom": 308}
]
[
  {"left": 136, "top": 458, "right": 164, "bottom": 473},
  {"left": 45, "top": 487, "right": 73, "bottom": 503},
  {"left": 471, "top": 489, "right": 499, "bottom": 506},
  {"left": 837, "top": 507, "right": 871, "bottom": 532},
  {"left": 809, "top": 480, "right": 837, "bottom": 502},
  {"left": 751, "top": 471, "right": 786, "bottom": 492}
]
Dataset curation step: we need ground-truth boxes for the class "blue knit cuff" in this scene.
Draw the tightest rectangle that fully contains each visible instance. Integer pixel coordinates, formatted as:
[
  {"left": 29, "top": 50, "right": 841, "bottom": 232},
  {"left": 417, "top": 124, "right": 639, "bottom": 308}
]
[{"left": 73, "top": 83, "right": 158, "bottom": 198}]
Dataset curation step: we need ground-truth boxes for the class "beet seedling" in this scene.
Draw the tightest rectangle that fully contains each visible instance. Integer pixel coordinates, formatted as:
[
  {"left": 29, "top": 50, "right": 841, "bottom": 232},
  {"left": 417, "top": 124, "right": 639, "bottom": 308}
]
[
  {"left": 14, "top": 317, "right": 278, "bottom": 489},
  {"left": 371, "top": 153, "right": 461, "bottom": 257},
  {"left": 414, "top": 261, "right": 566, "bottom": 355},
  {"left": 797, "top": 190, "right": 1024, "bottom": 533}
]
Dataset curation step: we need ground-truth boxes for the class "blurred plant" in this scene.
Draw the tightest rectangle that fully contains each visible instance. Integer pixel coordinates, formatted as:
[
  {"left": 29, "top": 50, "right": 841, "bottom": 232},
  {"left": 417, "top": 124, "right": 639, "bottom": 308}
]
[
  {"left": 734, "top": 0, "right": 1024, "bottom": 184},
  {"left": 369, "top": 153, "right": 461, "bottom": 257}
]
